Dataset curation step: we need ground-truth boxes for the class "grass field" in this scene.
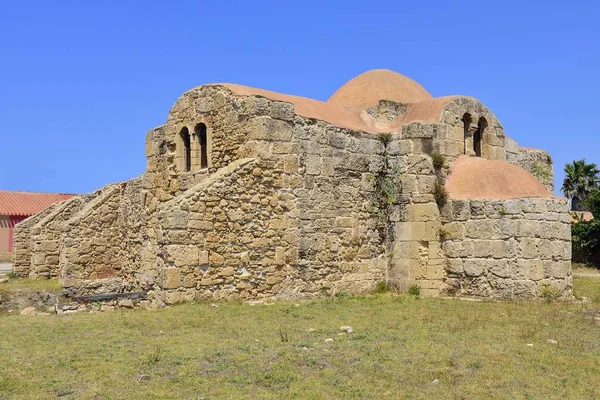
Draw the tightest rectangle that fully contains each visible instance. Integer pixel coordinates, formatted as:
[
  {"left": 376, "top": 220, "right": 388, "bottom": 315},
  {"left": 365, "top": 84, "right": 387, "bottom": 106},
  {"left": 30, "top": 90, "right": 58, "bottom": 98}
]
[{"left": 1, "top": 278, "right": 599, "bottom": 399}]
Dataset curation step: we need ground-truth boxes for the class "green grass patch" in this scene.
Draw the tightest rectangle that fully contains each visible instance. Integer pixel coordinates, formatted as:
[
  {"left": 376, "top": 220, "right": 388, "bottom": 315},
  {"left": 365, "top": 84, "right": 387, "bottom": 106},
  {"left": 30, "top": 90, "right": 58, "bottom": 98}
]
[
  {"left": 0, "top": 279, "right": 599, "bottom": 399},
  {"left": 0, "top": 278, "right": 62, "bottom": 294}
]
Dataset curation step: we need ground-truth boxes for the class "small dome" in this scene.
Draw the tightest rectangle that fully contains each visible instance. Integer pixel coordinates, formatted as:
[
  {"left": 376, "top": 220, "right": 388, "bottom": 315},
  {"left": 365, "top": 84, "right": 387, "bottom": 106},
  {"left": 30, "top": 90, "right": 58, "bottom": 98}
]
[
  {"left": 446, "top": 156, "right": 552, "bottom": 200},
  {"left": 327, "top": 69, "right": 433, "bottom": 111}
]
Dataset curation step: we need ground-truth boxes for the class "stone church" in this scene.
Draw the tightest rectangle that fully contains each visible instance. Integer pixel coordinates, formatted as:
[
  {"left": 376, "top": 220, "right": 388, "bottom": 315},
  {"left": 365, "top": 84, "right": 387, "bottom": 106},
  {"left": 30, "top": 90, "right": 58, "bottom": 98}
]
[{"left": 13, "top": 69, "right": 572, "bottom": 303}]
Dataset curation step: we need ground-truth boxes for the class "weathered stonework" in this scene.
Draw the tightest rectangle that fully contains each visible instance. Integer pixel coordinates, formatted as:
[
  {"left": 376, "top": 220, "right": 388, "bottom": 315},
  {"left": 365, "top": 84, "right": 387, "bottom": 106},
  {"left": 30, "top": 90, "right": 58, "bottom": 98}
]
[
  {"left": 13, "top": 69, "right": 571, "bottom": 301},
  {"left": 441, "top": 198, "right": 571, "bottom": 298}
]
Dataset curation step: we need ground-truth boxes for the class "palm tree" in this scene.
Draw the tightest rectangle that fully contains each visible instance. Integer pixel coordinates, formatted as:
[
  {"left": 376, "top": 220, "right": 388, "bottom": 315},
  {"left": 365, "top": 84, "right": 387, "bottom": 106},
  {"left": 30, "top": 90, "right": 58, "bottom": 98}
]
[{"left": 562, "top": 159, "right": 600, "bottom": 210}]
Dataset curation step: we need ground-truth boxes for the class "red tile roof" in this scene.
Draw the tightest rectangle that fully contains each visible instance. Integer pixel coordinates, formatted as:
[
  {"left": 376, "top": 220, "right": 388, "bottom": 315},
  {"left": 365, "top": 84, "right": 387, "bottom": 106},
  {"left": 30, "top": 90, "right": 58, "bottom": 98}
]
[{"left": 0, "top": 190, "right": 76, "bottom": 217}]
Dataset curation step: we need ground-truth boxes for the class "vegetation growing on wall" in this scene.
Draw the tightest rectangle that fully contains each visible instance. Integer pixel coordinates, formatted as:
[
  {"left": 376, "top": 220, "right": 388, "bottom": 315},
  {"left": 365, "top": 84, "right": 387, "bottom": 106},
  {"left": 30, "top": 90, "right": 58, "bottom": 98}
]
[
  {"left": 430, "top": 153, "right": 445, "bottom": 170},
  {"left": 433, "top": 180, "right": 448, "bottom": 208}
]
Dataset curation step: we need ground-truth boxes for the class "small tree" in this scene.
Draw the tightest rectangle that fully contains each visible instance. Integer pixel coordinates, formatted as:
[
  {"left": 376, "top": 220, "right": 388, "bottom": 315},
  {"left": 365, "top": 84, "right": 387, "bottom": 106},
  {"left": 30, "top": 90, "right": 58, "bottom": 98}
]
[
  {"left": 572, "top": 189, "right": 600, "bottom": 266},
  {"left": 562, "top": 159, "right": 600, "bottom": 210}
]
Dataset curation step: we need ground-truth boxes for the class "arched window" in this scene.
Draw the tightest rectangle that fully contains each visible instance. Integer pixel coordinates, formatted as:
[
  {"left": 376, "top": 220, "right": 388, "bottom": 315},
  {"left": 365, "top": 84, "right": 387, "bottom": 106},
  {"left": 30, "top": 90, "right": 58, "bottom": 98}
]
[
  {"left": 194, "top": 123, "right": 208, "bottom": 169},
  {"left": 462, "top": 113, "right": 472, "bottom": 155},
  {"left": 180, "top": 127, "right": 191, "bottom": 172},
  {"left": 474, "top": 118, "right": 487, "bottom": 157}
]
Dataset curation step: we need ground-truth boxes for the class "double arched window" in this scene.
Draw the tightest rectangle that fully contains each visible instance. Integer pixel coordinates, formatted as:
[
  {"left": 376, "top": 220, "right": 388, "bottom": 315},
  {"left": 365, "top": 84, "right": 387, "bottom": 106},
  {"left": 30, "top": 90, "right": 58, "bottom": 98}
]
[
  {"left": 178, "top": 124, "right": 209, "bottom": 172},
  {"left": 462, "top": 114, "right": 487, "bottom": 157}
]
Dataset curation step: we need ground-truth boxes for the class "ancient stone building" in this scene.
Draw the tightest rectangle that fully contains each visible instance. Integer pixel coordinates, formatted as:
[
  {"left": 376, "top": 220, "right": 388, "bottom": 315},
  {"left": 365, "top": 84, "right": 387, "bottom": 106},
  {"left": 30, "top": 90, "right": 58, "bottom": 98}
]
[{"left": 13, "top": 69, "right": 572, "bottom": 303}]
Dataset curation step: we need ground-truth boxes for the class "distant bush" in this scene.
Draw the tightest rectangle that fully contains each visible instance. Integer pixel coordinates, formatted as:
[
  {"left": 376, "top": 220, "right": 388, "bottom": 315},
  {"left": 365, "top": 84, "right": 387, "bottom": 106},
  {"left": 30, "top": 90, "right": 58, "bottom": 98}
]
[{"left": 572, "top": 189, "right": 600, "bottom": 267}]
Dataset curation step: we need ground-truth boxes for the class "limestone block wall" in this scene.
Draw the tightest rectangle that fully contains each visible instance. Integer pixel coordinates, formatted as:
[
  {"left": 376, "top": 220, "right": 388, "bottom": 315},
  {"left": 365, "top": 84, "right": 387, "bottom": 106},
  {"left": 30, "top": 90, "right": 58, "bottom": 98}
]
[
  {"left": 517, "top": 148, "right": 554, "bottom": 193},
  {"left": 440, "top": 197, "right": 572, "bottom": 298},
  {"left": 29, "top": 195, "right": 91, "bottom": 279},
  {"left": 156, "top": 158, "right": 296, "bottom": 302},
  {"left": 386, "top": 133, "right": 444, "bottom": 296},
  {"left": 12, "top": 203, "right": 64, "bottom": 277},
  {"left": 154, "top": 114, "right": 392, "bottom": 302},
  {"left": 59, "top": 178, "right": 148, "bottom": 293}
]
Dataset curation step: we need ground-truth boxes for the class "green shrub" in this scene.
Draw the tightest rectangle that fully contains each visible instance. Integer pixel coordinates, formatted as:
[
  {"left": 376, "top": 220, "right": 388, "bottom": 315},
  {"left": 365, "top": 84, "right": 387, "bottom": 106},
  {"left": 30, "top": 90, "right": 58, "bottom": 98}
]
[
  {"left": 408, "top": 284, "right": 421, "bottom": 298},
  {"left": 439, "top": 228, "right": 451, "bottom": 240},
  {"left": 430, "top": 153, "right": 445, "bottom": 170},
  {"left": 433, "top": 180, "right": 448, "bottom": 208},
  {"left": 377, "top": 132, "right": 392, "bottom": 146},
  {"left": 373, "top": 281, "right": 390, "bottom": 294},
  {"left": 540, "top": 284, "right": 561, "bottom": 302},
  {"left": 6, "top": 272, "right": 17, "bottom": 279},
  {"left": 571, "top": 189, "right": 600, "bottom": 265}
]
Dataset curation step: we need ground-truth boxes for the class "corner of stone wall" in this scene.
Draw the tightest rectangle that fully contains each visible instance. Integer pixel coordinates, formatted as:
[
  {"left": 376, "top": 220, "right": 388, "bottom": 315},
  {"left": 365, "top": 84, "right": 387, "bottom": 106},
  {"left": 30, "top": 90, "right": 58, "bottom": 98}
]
[
  {"left": 387, "top": 134, "right": 444, "bottom": 297},
  {"left": 514, "top": 147, "right": 554, "bottom": 193},
  {"left": 440, "top": 197, "right": 571, "bottom": 299}
]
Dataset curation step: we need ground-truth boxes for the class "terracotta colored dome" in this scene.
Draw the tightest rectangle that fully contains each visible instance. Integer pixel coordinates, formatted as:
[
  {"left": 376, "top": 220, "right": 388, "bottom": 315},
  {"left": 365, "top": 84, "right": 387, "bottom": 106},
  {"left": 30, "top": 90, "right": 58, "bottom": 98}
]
[
  {"left": 327, "top": 69, "right": 433, "bottom": 111},
  {"left": 446, "top": 156, "right": 552, "bottom": 200}
]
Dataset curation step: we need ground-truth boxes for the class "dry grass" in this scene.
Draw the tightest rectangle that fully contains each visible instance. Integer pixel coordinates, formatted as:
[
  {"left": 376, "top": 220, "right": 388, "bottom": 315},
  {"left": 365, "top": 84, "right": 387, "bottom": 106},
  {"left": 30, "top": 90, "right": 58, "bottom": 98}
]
[
  {"left": 572, "top": 262, "right": 600, "bottom": 275},
  {"left": 0, "top": 278, "right": 599, "bottom": 399}
]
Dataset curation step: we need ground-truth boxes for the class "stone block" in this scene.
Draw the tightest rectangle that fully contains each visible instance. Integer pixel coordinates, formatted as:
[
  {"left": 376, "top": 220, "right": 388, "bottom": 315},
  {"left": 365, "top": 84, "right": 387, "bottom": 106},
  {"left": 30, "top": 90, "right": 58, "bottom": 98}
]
[
  {"left": 166, "top": 245, "right": 199, "bottom": 267},
  {"left": 305, "top": 154, "right": 322, "bottom": 175},
  {"left": 464, "top": 259, "right": 484, "bottom": 277},
  {"left": 163, "top": 268, "right": 181, "bottom": 289},
  {"left": 513, "top": 280, "right": 537, "bottom": 298},
  {"left": 491, "top": 239, "right": 517, "bottom": 259},
  {"left": 405, "top": 155, "right": 434, "bottom": 175},
  {"left": 470, "top": 201, "right": 486, "bottom": 219},
  {"left": 452, "top": 200, "right": 471, "bottom": 221},
  {"left": 409, "top": 203, "right": 439, "bottom": 222},
  {"left": 411, "top": 222, "right": 439, "bottom": 241},
  {"left": 489, "top": 259, "right": 510, "bottom": 278},
  {"left": 209, "top": 252, "right": 225, "bottom": 266},
  {"left": 445, "top": 259, "right": 463, "bottom": 274},
  {"left": 519, "top": 238, "right": 539, "bottom": 259},
  {"left": 472, "top": 240, "right": 492, "bottom": 258}
]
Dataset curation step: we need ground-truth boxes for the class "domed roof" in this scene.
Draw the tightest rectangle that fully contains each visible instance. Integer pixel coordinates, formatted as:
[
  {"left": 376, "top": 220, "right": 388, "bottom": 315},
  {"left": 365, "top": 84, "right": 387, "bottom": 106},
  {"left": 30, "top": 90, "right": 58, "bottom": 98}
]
[
  {"left": 446, "top": 156, "right": 553, "bottom": 200},
  {"left": 327, "top": 69, "right": 433, "bottom": 111}
]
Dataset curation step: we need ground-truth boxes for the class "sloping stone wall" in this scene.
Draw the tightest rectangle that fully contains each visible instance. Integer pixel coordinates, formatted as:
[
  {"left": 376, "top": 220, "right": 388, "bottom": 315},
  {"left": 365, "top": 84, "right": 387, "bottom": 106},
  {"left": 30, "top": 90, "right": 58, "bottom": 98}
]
[
  {"left": 12, "top": 203, "right": 65, "bottom": 277},
  {"left": 29, "top": 196, "right": 91, "bottom": 279},
  {"left": 440, "top": 197, "right": 571, "bottom": 298}
]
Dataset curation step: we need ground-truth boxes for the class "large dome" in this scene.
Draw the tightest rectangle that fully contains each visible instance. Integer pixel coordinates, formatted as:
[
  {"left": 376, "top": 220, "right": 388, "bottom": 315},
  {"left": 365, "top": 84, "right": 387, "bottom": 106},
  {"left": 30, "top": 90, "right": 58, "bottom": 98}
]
[{"left": 327, "top": 69, "right": 433, "bottom": 111}]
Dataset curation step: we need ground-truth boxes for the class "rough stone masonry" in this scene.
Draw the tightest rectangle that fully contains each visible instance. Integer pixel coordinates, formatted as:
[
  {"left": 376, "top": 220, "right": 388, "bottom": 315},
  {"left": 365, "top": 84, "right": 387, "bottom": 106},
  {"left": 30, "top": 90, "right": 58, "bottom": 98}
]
[{"left": 12, "top": 69, "right": 571, "bottom": 304}]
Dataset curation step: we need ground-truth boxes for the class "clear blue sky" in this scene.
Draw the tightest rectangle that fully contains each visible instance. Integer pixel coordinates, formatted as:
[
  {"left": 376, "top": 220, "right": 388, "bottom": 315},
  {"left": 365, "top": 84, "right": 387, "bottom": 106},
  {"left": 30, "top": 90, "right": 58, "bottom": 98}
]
[{"left": 1, "top": 0, "right": 598, "bottom": 196}]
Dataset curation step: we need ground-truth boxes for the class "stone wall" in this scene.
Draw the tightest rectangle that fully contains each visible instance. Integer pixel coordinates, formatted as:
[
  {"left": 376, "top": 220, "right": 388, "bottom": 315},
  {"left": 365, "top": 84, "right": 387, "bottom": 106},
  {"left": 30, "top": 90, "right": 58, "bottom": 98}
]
[
  {"left": 153, "top": 106, "right": 392, "bottom": 303},
  {"left": 58, "top": 179, "right": 148, "bottom": 295},
  {"left": 29, "top": 196, "right": 91, "bottom": 279},
  {"left": 11, "top": 83, "right": 571, "bottom": 302},
  {"left": 12, "top": 203, "right": 64, "bottom": 277},
  {"left": 440, "top": 197, "right": 571, "bottom": 298},
  {"left": 505, "top": 138, "right": 554, "bottom": 193}
]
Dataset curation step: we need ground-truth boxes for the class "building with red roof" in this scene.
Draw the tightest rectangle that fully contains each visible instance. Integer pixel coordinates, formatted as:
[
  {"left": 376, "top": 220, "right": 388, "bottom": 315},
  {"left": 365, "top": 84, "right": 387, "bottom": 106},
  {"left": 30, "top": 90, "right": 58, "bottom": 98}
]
[{"left": 0, "top": 190, "right": 74, "bottom": 260}]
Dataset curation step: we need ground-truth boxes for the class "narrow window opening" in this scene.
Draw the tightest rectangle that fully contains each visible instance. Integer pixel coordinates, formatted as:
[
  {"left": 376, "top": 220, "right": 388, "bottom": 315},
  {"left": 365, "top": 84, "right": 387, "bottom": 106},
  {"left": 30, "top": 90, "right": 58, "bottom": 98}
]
[
  {"left": 180, "top": 127, "right": 191, "bottom": 172},
  {"left": 195, "top": 123, "right": 208, "bottom": 169},
  {"left": 474, "top": 117, "right": 487, "bottom": 158},
  {"left": 462, "top": 113, "right": 472, "bottom": 155}
]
